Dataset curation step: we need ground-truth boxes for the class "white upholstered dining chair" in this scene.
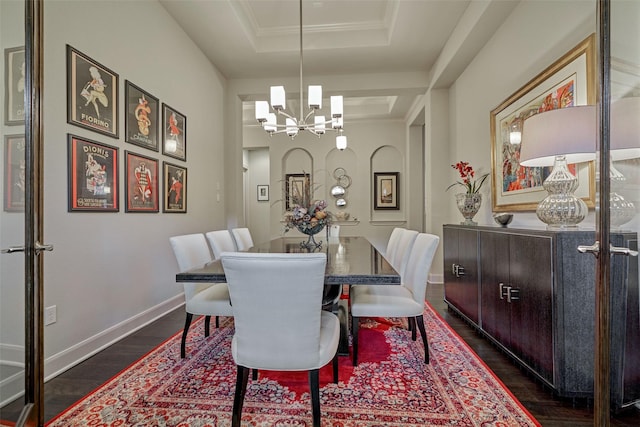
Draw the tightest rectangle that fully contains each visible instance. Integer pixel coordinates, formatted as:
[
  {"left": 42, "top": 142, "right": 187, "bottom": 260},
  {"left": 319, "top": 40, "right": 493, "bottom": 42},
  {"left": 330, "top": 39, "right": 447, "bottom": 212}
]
[
  {"left": 350, "top": 232, "right": 440, "bottom": 365},
  {"left": 231, "top": 227, "right": 254, "bottom": 251},
  {"left": 169, "top": 233, "right": 233, "bottom": 358},
  {"left": 220, "top": 252, "right": 339, "bottom": 427},
  {"left": 205, "top": 229, "right": 237, "bottom": 259},
  {"left": 387, "top": 228, "right": 419, "bottom": 276}
]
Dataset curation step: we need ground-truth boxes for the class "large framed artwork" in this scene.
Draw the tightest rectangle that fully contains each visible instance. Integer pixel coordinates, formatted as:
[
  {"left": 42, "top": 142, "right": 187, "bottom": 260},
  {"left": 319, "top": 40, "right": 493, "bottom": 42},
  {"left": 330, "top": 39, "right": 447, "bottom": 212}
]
[
  {"left": 4, "top": 46, "right": 25, "bottom": 125},
  {"left": 125, "top": 151, "right": 159, "bottom": 213},
  {"left": 125, "top": 81, "right": 159, "bottom": 151},
  {"left": 374, "top": 172, "right": 399, "bottom": 210},
  {"left": 490, "top": 34, "right": 596, "bottom": 212},
  {"left": 4, "top": 134, "right": 25, "bottom": 212},
  {"left": 67, "top": 134, "right": 119, "bottom": 212},
  {"left": 67, "top": 45, "right": 119, "bottom": 138},
  {"left": 163, "top": 162, "right": 187, "bottom": 213},
  {"left": 285, "top": 173, "right": 309, "bottom": 210},
  {"left": 161, "top": 103, "right": 186, "bottom": 161}
]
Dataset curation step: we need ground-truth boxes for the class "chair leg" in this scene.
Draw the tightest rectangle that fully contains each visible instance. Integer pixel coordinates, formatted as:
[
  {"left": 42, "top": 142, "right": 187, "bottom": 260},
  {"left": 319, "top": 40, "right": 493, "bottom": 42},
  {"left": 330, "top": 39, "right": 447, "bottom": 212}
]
[
  {"left": 352, "top": 315, "right": 359, "bottom": 366},
  {"left": 232, "top": 365, "right": 250, "bottom": 427},
  {"left": 204, "top": 315, "right": 211, "bottom": 337},
  {"left": 409, "top": 317, "right": 416, "bottom": 340},
  {"left": 332, "top": 352, "right": 339, "bottom": 383},
  {"left": 215, "top": 315, "right": 220, "bottom": 328},
  {"left": 309, "top": 369, "right": 321, "bottom": 427},
  {"left": 252, "top": 369, "right": 258, "bottom": 381},
  {"left": 181, "top": 313, "right": 194, "bottom": 358},
  {"left": 415, "top": 315, "right": 430, "bottom": 364}
]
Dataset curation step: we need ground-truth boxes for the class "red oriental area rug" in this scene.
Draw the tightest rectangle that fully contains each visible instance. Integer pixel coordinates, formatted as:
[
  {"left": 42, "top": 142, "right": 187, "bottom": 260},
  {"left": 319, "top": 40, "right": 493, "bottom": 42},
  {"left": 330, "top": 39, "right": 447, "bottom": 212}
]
[{"left": 47, "top": 302, "right": 540, "bottom": 426}]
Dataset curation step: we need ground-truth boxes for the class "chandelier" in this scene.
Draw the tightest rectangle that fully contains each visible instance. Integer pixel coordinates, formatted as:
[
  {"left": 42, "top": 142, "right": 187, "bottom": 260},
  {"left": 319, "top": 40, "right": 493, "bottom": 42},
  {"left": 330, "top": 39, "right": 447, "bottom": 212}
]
[{"left": 254, "top": 0, "right": 347, "bottom": 150}]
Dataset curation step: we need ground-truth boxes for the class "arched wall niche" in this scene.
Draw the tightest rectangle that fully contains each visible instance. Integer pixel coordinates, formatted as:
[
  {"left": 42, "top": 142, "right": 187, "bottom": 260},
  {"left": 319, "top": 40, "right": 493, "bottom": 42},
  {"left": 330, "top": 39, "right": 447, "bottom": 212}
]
[
  {"left": 281, "top": 147, "right": 313, "bottom": 210},
  {"left": 370, "top": 145, "right": 404, "bottom": 219}
]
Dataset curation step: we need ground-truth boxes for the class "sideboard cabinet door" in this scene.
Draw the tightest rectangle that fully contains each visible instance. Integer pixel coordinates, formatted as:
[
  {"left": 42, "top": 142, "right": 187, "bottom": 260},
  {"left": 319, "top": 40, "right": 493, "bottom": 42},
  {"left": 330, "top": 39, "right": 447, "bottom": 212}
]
[
  {"left": 480, "top": 231, "right": 553, "bottom": 385},
  {"left": 443, "top": 226, "right": 480, "bottom": 325}
]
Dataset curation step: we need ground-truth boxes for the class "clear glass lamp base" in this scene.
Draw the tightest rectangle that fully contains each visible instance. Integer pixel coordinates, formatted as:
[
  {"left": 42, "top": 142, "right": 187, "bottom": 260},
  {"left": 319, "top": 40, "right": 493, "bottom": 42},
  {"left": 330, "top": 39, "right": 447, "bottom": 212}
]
[{"left": 536, "top": 155, "right": 587, "bottom": 230}]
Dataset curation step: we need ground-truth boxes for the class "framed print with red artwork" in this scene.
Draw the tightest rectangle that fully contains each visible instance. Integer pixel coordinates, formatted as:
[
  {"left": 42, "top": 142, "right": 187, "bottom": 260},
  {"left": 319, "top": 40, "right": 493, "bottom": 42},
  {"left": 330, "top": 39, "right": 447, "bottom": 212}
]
[
  {"left": 67, "top": 134, "right": 119, "bottom": 212},
  {"left": 125, "top": 151, "right": 159, "bottom": 213},
  {"left": 125, "top": 81, "right": 159, "bottom": 151},
  {"left": 66, "top": 45, "right": 119, "bottom": 138},
  {"left": 163, "top": 161, "right": 186, "bottom": 213},
  {"left": 162, "top": 103, "right": 186, "bottom": 161},
  {"left": 490, "top": 34, "right": 596, "bottom": 212},
  {"left": 4, "top": 47, "right": 25, "bottom": 125}
]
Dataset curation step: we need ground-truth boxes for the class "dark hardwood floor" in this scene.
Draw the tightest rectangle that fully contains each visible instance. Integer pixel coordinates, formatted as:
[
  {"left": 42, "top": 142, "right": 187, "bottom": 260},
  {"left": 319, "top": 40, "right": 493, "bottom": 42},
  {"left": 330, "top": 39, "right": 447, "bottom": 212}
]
[{"left": 2, "top": 283, "right": 640, "bottom": 426}]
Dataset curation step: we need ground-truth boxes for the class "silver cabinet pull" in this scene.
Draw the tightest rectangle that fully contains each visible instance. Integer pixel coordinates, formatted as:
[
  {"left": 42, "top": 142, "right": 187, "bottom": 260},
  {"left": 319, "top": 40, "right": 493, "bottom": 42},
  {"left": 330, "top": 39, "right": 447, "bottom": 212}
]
[
  {"left": 499, "top": 282, "right": 506, "bottom": 300},
  {"left": 507, "top": 287, "right": 520, "bottom": 303},
  {"left": 1, "top": 245, "right": 25, "bottom": 254}
]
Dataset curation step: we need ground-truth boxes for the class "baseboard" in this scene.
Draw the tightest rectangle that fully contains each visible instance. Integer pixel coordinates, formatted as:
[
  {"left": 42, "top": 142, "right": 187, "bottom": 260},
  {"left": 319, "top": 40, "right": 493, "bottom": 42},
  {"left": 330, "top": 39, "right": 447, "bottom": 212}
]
[
  {"left": 44, "top": 295, "right": 184, "bottom": 382},
  {"left": 428, "top": 273, "right": 444, "bottom": 284}
]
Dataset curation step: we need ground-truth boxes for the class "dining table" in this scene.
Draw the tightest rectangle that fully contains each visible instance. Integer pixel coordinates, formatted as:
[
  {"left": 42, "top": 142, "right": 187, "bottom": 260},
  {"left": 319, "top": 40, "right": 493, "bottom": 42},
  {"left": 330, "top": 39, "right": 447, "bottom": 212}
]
[{"left": 175, "top": 235, "right": 400, "bottom": 354}]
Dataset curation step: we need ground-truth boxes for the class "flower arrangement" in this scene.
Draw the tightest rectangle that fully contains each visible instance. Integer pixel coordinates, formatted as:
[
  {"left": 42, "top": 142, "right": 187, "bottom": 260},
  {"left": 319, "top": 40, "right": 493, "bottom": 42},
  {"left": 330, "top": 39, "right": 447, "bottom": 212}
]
[
  {"left": 282, "top": 174, "right": 331, "bottom": 235},
  {"left": 446, "top": 161, "right": 489, "bottom": 195},
  {"left": 284, "top": 200, "right": 330, "bottom": 235}
]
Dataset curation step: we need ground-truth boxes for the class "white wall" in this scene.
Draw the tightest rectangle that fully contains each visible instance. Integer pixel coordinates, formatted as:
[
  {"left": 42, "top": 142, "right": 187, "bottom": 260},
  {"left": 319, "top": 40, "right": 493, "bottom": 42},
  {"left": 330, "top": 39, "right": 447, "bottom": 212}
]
[
  {"left": 39, "top": 0, "right": 227, "bottom": 378},
  {"left": 245, "top": 148, "right": 271, "bottom": 244}
]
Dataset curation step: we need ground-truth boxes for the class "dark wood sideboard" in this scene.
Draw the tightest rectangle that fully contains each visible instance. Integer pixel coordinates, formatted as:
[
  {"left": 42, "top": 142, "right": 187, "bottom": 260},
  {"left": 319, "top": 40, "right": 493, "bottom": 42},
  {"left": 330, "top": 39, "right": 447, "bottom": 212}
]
[{"left": 443, "top": 224, "right": 640, "bottom": 411}]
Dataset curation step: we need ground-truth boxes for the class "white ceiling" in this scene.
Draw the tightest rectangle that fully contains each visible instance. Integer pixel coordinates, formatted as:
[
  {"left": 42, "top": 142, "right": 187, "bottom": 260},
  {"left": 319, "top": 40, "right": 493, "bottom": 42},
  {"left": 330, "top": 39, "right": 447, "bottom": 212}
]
[{"left": 158, "top": 0, "right": 517, "bottom": 123}]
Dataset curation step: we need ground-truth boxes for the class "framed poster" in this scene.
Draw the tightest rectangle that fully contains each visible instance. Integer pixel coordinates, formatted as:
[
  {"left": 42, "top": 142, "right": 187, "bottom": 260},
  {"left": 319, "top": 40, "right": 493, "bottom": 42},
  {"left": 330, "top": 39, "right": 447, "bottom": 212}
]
[
  {"left": 67, "top": 134, "right": 119, "bottom": 212},
  {"left": 490, "top": 34, "right": 596, "bottom": 212},
  {"left": 4, "top": 46, "right": 25, "bottom": 125},
  {"left": 125, "top": 81, "right": 159, "bottom": 151},
  {"left": 161, "top": 103, "right": 186, "bottom": 161},
  {"left": 285, "top": 173, "right": 309, "bottom": 210},
  {"left": 125, "top": 151, "right": 159, "bottom": 213},
  {"left": 257, "top": 185, "right": 269, "bottom": 201},
  {"left": 163, "top": 161, "right": 187, "bottom": 213},
  {"left": 66, "top": 45, "right": 119, "bottom": 138},
  {"left": 4, "top": 134, "right": 25, "bottom": 211},
  {"left": 374, "top": 172, "right": 399, "bottom": 210}
]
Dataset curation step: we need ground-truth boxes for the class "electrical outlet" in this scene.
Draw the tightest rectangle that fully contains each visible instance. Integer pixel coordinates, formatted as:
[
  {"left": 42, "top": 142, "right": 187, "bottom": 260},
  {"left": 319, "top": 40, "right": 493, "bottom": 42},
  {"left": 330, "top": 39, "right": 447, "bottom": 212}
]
[{"left": 45, "top": 305, "right": 57, "bottom": 325}]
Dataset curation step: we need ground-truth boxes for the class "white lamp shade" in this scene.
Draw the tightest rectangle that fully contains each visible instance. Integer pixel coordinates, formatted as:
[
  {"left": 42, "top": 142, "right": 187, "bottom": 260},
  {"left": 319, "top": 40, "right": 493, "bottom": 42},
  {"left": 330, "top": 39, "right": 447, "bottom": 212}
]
[
  {"left": 336, "top": 135, "right": 347, "bottom": 150},
  {"left": 286, "top": 118, "right": 298, "bottom": 137},
  {"left": 332, "top": 117, "right": 343, "bottom": 129},
  {"left": 331, "top": 96, "right": 343, "bottom": 118},
  {"left": 611, "top": 97, "right": 640, "bottom": 161},
  {"left": 308, "top": 85, "right": 322, "bottom": 109},
  {"left": 520, "top": 105, "right": 596, "bottom": 167},
  {"left": 255, "top": 101, "right": 269, "bottom": 122},
  {"left": 264, "top": 113, "right": 277, "bottom": 133},
  {"left": 314, "top": 115, "right": 326, "bottom": 134},
  {"left": 270, "top": 86, "right": 286, "bottom": 110}
]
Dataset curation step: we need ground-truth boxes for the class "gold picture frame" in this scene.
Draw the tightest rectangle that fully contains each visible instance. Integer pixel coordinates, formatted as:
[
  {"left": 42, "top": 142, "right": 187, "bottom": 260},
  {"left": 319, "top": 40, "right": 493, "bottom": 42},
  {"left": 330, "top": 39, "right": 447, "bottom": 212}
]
[{"left": 490, "top": 34, "right": 596, "bottom": 212}]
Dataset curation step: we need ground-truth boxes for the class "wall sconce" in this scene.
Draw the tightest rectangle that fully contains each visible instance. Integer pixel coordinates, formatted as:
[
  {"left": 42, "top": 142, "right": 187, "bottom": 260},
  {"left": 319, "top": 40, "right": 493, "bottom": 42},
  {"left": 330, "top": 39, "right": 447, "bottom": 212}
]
[{"left": 520, "top": 106, "right": 596, "bottom": 229}]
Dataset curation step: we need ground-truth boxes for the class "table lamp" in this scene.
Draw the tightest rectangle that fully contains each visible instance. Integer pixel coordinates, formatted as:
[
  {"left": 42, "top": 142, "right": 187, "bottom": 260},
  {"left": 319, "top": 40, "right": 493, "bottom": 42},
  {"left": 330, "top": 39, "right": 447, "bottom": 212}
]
[
  {"left": 610, "top": 97, "right": 640, "bottom": 228},
  {"left": 520, "top": 106, "right": 596, "bottom": 229}
]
